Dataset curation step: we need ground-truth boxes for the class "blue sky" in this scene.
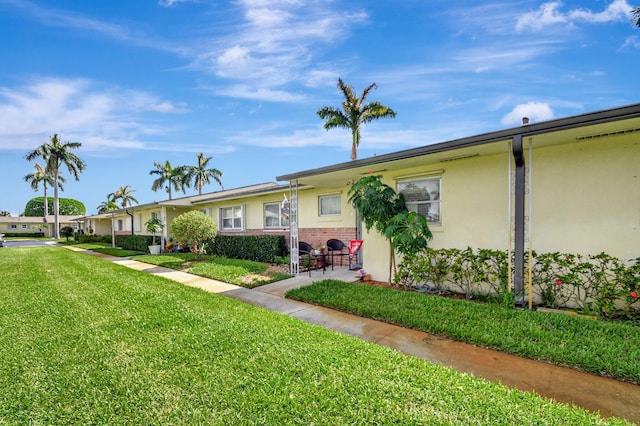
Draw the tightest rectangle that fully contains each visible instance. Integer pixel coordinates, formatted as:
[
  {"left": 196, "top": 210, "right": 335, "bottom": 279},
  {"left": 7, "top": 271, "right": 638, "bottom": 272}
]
[{"left": 0, "top": 0, "right": 638, "bottom": 216}]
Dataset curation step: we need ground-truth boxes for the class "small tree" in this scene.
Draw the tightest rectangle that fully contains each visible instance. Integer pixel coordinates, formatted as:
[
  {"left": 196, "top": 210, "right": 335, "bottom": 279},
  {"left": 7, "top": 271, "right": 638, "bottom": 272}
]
[
  {"left": 348, "top": 174, "right": 432, "bottom": 284},
  {"left": 145, "top": 217, "right": 164, "bottom": 246},
  {"left": 170, "top": 211, "right": 217, "bottom": 260}
]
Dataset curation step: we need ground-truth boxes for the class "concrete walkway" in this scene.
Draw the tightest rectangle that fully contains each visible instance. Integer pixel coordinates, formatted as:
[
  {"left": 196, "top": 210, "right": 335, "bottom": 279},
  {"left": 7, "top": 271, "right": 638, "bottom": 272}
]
[{"left": 72, "top": 247, "right": 639, "bottom": 423}]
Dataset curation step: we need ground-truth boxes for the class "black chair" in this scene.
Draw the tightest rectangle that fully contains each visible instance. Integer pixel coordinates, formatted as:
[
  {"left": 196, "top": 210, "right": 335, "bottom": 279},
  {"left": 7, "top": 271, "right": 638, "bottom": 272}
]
[
  {"left": 298, "top": 241, "right": 314, "bottom": 276},
  {"left": 326, "top": 239, "right": 349, "bottom": 270}
]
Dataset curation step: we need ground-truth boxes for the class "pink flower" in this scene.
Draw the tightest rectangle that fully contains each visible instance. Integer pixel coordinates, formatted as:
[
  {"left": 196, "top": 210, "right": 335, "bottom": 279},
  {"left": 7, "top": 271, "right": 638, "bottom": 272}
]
[
  {"left": 555, "top": 279, "right": 563, "bottom": 286},
  {"left": 631, "top": 291, "right": 639, "bottom": 299}
]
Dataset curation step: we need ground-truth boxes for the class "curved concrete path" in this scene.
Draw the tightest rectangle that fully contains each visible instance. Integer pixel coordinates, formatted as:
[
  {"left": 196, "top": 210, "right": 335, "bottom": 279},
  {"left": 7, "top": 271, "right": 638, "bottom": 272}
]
[{"left": 69, "top": 247, "right": 640, "bottom": 423}]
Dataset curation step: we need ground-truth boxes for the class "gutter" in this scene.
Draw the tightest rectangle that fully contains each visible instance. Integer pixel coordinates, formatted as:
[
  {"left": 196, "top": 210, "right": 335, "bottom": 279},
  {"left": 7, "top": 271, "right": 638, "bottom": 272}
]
[{"left": 276, "top": 103, "right": 640, "bottom": 182}]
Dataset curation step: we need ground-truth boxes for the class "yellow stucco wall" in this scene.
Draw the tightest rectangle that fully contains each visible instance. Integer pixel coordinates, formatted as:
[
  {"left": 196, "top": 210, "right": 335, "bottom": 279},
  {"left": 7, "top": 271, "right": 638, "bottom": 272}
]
[
  {"left": 359, "top": 135, "right": 640, "bottom": 282},
  {"left": 529, "top": 134, "right": 639, "bottom": 260}
]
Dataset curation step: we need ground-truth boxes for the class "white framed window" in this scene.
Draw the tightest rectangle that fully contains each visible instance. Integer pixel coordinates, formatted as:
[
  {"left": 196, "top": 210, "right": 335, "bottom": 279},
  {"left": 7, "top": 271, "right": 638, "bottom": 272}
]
[
  {"left": 9, "top": 224, "right": 17, "bottom": 229},
  {"left": 200, "top": 208, "right": 212, "bottom": 217},
  {"left": 220, "top": 205, "right": 244, "bottom": 231},
  {"left": 398, "top": 177, "right": 441, "bottom": 226},
  {"left": 319, "top": 194, "right": 341, "bottom": 217},
  {"left": 264, "top": 202, "right": 289, "bottom": 228},
  {"left": 117, "top": 219, "right": 124, "bottom": 231},
  {"left": 22, "top": 224, "right": 29, "bottom": 229},
  {"left": 151, "top": 212, "right": 159, "bottom": 221}
]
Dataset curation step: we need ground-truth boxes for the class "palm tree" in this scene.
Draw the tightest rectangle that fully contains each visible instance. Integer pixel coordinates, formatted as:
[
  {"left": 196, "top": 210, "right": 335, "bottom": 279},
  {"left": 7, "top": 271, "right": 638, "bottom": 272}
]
[
  {"left": 24, "top": 162, "right": 66, "bottom": 221},
  {"left": 182, "top": 153, "right": 224, "bottom": 195},
  {"left": 109, "top": 185, "right": 139, "bottom": 208},
  {"left": 97, "top": 195, "right": 119, "bottom": 248},
  {"left": 97, "top": 195, "right": 119, "bottom": 214},
  {"left": 633, "top": 7, "right": 640, "bottom": 27},
  {"left": 25, "top": 134, "right": 86, "bottom": 238},
  {"left": 317, "top": 78, "right": 396, "bottom": 160},
  {"left": 150, "top": 160, "right": 189, "bottom": 200}
]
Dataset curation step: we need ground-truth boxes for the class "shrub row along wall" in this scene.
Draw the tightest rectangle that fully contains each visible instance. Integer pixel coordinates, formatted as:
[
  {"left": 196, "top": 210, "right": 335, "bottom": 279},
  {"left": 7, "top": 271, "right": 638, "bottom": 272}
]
[
  {"left": 207, "top": 235, "right": 288, "bottom": 263},
  {"left": 395, "top": 247, "right": 640, "bottom": 318}
]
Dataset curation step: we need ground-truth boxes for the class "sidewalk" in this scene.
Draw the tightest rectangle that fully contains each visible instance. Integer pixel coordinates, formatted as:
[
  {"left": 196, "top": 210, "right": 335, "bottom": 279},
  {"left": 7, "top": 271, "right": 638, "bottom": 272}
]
[{"left": 78, "top": 248, "right": 639, "bottom": 423}]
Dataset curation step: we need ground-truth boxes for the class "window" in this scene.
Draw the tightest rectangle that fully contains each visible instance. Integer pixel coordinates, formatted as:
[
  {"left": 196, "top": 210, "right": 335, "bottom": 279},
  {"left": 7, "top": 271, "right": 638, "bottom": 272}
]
[
  {"left": 9, "top": 224, "right": 16, "bottom": 229},
  {"left": 117, "top": 219, "right": 124, "bottom": 231},
  {"left": 398, "top": 177, "right": 441, "bottom": 226},
  {"left": 264, "top": 203, "right": 289, "bottom": 228},
  {"left": 319, "top": 195, "right": 341, "bottom": 216},
  {"left": 21, "top": 224, "right": 28, "bottom": 229},
  {"left": 220, "top": 205, "right": 244, "bottom": 231},
  {"left": 200, "top": 208, "right": 212, "bottom": 217}
]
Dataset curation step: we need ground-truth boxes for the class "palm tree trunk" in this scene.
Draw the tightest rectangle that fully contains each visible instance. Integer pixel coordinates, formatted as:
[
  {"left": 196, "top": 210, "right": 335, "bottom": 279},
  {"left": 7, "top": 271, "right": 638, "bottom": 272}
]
[
  {"left": 43, "top": 183, "right": 49, "bottom": 222},
  {"left": 53, "top": 169, "right": 60, "bottom": 239},
  {"left": 351, "top": 133, "right": 358, "bottom": 160}
]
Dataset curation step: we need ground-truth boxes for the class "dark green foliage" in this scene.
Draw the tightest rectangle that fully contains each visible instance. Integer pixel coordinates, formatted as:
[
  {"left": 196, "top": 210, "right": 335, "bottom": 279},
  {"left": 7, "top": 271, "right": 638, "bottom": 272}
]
[
  {"left": 396, "top": 247, "right": 640, "bottom": 318},
  {"left": 24, "top": 196, "right": 86, "bottom": 216},
  {"left": 115, "top": 234, "right": 155, "bottom": 252},
  {"left": 0, "top": 232, "right": 45, "bottom": 238},
  {"left": 78, "top": 233, "right": 111, "bottom": 244},
  {"left": 208, "top": 234, "right": 288, "bottom": 263}
]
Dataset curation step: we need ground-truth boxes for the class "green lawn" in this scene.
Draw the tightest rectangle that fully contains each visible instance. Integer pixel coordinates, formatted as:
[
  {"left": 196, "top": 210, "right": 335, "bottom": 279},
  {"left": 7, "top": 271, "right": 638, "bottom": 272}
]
[
  {"left": 135, "top": 253, "right": 291, "bottom": 288},
  {"left": 0, "top": 247, "right": 628, "bottom": 425},
  {"left": 286, "top": 280, "right": 640, "bottom": 384}
]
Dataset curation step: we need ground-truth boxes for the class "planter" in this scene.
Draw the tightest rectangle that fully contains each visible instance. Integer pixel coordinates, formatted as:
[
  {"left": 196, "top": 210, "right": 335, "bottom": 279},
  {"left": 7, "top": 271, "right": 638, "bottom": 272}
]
[{"left": 148, "top": 245, "right": 162, "bottom": 255}]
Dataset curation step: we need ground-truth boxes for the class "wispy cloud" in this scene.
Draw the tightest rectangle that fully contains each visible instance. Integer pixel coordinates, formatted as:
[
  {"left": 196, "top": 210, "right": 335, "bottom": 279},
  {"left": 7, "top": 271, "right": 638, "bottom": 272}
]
[
  {"left": 516, "top": 0, "right": 633, "bottom": 32},
  {"left": 190, "top": 1, "right": 368, "bottom": 101},
  {"left": 0, "top": 0, "right": 188, "bottom": 54}
]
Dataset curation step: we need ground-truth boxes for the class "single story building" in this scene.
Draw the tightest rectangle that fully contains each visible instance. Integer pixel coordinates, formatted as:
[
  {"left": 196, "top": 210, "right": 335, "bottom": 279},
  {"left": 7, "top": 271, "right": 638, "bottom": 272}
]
[{"left": 81, "top": 103, "right": 639, "bottom": 293}]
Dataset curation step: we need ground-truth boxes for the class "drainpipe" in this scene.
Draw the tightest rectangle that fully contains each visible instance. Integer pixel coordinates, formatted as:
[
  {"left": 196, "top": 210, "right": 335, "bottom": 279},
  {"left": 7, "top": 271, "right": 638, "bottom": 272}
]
[
  {"left": 126, "top": 209, "right": 134, "bottom": 235},
  {"left": 512, "top": 134, "right": 525, "bottom": 303}
]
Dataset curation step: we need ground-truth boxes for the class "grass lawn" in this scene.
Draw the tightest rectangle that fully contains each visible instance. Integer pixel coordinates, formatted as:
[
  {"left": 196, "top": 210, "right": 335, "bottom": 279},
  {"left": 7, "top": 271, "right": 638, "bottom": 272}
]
[
  {"left": 0, "top": 247, "right": 629, "bottom": 425},
  {"left": 135, "top": 253, "right": 291, "bottom": 288},
  {"left": 286, "top": 280, "right": 640, "bottom": 384}
]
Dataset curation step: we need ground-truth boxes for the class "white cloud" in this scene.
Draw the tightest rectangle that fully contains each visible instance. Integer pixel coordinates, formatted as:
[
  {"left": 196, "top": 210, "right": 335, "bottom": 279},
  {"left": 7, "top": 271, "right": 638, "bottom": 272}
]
[
  {"left": 516, "top": 2, "right": 568, "bottom": 32},
  {"left": 190, "top": 2, "right": 368, "bottom": 100},
  {"left": 159, "top": 0, "right": 193, "bottom": 6},
  {"left": 0, "top": 78, "right": 186, "bottom": 151},
  {"left": 619, "top": 35, "right": 640, "bottom": 50},
  {"left": 501, "top": 102, "right": 554, "bottom": 126},
  {"left": 516, "top": 0, "right": 633, "bottom": 32},
  {"left": 569, "top": 0, "right": 632, "bottom": 23}
]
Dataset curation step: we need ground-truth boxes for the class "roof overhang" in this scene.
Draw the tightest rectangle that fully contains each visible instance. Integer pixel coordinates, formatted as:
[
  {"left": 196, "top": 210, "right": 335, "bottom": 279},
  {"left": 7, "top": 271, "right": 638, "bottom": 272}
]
[{"left": 276, "top": 103, "right": 640, "bottom": 187}]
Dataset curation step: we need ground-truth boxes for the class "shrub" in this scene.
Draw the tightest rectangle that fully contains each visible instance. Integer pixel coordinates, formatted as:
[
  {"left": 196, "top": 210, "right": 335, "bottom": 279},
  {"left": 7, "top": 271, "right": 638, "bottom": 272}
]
[
  {"left": 209, "top": 235, "right": 288, "bottom": 263},
  {"left": 170, "top": 211, "right": 217, "bottom": 260}
]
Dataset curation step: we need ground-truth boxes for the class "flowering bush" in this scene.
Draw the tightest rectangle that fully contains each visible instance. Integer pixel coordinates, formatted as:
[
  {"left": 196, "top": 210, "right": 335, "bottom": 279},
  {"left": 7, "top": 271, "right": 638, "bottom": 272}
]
[{"left": 395, "top": 248, "right": 640, "bottom": 320}]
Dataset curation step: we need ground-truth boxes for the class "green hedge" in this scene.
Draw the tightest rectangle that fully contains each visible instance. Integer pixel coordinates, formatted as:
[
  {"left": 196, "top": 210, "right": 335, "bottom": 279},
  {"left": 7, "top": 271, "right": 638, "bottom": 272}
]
[
  {"left": 115, "top": 234, "right": 155, "bottom": 253},
  {"left": 208, "top": 234, "right": 288, "bottom": 263},
  {"left": 0, "top": 232, "right": 45, "bottom": 238}
]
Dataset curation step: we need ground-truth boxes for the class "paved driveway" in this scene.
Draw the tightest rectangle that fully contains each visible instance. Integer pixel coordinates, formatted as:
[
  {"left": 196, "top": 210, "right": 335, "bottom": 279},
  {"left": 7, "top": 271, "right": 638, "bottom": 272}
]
[{"left": 1, "top": 239, "right": 58, "bottom": 248}]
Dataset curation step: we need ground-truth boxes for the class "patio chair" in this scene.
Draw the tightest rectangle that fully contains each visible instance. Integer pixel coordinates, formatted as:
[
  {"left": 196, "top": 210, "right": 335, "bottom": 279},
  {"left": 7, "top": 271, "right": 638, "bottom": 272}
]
[
  {"left": 298, "top": 241, "right": 315, "bottom": 275},
  {"left": 326, "top": 239, "right": 349, "bottom": 270}
]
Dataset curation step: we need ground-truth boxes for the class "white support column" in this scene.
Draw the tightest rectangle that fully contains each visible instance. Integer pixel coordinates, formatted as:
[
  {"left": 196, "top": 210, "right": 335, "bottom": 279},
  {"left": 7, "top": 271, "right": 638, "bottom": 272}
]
[{"left": 289, "top": 181, "right": 299, "bottom": 276}]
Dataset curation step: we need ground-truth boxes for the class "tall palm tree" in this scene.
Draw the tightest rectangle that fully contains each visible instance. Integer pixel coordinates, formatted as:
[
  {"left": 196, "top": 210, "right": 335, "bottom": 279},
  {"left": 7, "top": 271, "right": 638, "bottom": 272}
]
[
  {"left": 97, "top": 195, "right": 119, "bottom": 248},
  {"left": 24, "top": 162, "right": 66, "bottom": 221},
  {"left": 633, "top": 6, "right": 640, "bottom": 27},
  {"left": 150, "top": 160, "right": 189, "bottom": 200},
  {"left": 317, "top": 78, "right": 396, "bottom": 161},
  {"left": 25, "top": 134, "right": 86, "bottom": 238},
  {"left": 182, "top": 153, "right": 224, "bottom": 195},
  {"left": 109, "top": 185, "right": 139, "bottom": 208}
]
